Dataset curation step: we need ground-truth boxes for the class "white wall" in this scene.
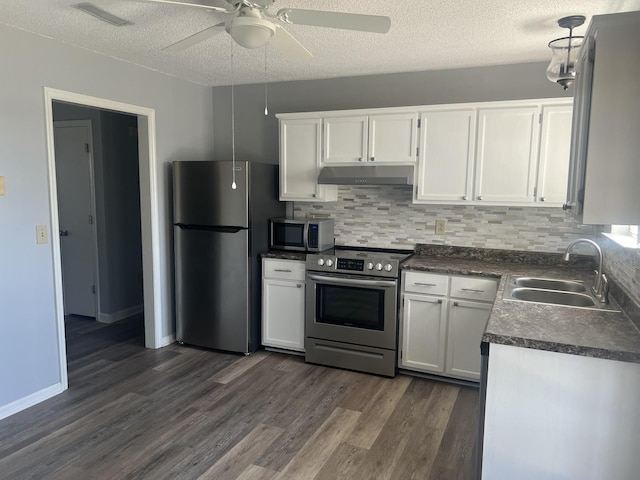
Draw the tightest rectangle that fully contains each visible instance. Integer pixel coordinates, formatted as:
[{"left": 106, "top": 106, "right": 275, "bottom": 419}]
[{"left": 0, "top": 24, "right": 214, "bottom": 411}]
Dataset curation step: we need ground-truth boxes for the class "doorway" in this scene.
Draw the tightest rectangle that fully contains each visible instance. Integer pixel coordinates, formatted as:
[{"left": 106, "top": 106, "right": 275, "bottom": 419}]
[{"left": 44, "top": 88, "right": 163, "bottom": 392}]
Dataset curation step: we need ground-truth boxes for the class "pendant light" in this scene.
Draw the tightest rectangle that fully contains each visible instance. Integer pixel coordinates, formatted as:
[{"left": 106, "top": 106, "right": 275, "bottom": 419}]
[
  {"left": 230, "top": 38, "right": 237, "bottom": 190},
  {"left": 264, "top": 45, "right": 269, "bottom": 116},
  {"left": 546, "top": 15, "right": 585, "bottom": 90}
]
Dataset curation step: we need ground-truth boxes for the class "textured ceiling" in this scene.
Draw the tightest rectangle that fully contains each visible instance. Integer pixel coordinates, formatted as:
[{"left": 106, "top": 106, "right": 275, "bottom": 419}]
[{"left": 1, "top": 0, "right": 639, "bottom": 86}]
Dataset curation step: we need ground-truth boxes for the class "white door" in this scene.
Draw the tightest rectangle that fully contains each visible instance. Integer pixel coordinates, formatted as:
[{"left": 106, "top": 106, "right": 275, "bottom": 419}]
[
  {"left": 416, "top": 110, "right": 476, "bottom": 202},
  {"left": 54, "top": 121, "right": 97, "bottom": 317},
  {"left": 475, "top": 106, "right": 540, "bottom": 203},
  {"left": 445, "top": 299, "right": 492, "bottom": 380},
  {"left": 400, "top": 293, "right": 448, "bottom": 373},
  {"left": 368, "top": 113, "right": 418, "bottom": 163},
  {"left": 262, "top": 278, "right": 305, "bottom": 352},
  {"left": 537, "top": 104, "right": 573, "bottom": 205},
  {"left": 323, "top": 116, "right": 368, "bottom": 164}
]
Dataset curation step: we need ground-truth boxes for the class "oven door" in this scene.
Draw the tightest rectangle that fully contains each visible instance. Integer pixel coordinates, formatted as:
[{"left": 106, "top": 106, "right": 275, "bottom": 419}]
[{"left": 305, "top": 272, "right": 398, "bottom": 350}]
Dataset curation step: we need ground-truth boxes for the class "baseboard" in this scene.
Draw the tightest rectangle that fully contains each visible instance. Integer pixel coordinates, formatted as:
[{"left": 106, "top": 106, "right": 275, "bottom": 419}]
[
  {"left": 161, "top": 333, "right": 176, "bottom": 347},
  {"left": 98, "top": 304, "right": 143, "bottom": 324},
  {"left": 0, "top": 383, "right": 66, "bottom": 421}
]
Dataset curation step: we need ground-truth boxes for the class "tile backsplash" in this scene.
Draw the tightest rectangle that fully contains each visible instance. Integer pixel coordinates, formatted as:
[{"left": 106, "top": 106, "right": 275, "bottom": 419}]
[
  {"left": 599, "top": 235, "right": 640, "bottom": 307},
  {"left": 294, "top": 186, "right": 596, "bottom": 252}
]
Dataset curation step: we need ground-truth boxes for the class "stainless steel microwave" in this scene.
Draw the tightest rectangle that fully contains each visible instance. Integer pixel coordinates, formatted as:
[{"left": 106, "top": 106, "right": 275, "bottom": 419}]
[{"left": 269, "top": 218, "right": 334, "bottom": 252}]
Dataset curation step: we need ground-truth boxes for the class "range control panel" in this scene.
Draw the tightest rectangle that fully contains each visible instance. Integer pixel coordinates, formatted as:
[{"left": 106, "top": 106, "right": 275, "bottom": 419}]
[{"left": 306, "top": 249, "right": 410, "bottom": 278}]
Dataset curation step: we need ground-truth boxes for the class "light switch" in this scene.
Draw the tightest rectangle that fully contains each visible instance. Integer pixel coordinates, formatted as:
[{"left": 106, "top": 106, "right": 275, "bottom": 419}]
[
  {"left": 36, "top": 225, "right": 48, "bottom": 244},
  {"left": 0, "top": 176, "right": 4, "bottom": 195}
]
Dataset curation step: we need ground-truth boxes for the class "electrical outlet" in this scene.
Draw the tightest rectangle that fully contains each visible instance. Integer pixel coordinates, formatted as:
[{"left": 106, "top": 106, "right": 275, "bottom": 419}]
[
  {"left": 435, "top": 219, "right": 446, "bottom": 235},
  {"left": 36, "top": 225, "right": 48, "bottom": 244},
  {"left": 0, "top": 176, "right": 5, "bottom": 195}
]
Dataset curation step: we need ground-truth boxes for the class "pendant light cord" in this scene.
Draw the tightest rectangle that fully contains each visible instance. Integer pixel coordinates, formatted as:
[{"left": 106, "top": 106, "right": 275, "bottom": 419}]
[
  {"left": 264, "top": 45, "right": 269, "bottom": 116},
  {"left": 231, "top": 40, "right": 237, "bottom": 190}
]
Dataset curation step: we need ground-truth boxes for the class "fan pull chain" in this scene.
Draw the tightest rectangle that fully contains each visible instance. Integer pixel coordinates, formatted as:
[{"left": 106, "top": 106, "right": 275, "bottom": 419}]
[
  {"left": 231, "top": 39, "right": 237, "bottom": 190},
  {"left": 264, "top": 45, "right": 269, "bottom": 116}
]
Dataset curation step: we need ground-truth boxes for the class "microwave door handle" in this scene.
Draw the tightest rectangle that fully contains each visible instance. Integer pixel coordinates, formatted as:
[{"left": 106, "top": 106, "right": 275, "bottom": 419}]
[
  {"left": 303, "top": 223, "right": 310, "bottom": 251},
  {"left": 307, "top": 273, "right": 397, "bottom": 288}
]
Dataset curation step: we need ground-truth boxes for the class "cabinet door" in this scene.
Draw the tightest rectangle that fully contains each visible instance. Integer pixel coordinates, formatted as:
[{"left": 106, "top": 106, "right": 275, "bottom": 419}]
[
  {"left": 400, "top": 293, "right": 448, "bottom": 373},
  {"left": 537, "top": 104, "right": 573, "bottom": 205},
  {"left": 280, "top": 118, "right": 336, "bottom": 202},
  {"left": 445, "top": 299, "right": 492, "bottom": 381},
  {"left": 415, "top": 110, "right": 475, "bottom": 202},
  {"left": 368, "top": 113, "right": 418, "bottom": 163},
  {"left": 323, "top": 116, "right": 368, "bottom": 164},
  {"left": 262, "top": 278, "right": 305, "bottom": 352},
  {"left": 475, "top": 106, "right": 540, "bottom": 203}
]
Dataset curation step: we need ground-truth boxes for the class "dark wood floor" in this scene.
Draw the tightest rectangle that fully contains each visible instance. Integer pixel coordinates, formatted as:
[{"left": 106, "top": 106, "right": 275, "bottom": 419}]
[{"left": 0, "top": 316, "right": 479, "bottom": 479}]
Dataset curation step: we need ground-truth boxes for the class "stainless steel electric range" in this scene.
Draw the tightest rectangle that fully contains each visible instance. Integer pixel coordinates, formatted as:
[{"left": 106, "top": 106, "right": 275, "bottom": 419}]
[{"left": 305, "top": 248, "right": 412, "bottom": 377}]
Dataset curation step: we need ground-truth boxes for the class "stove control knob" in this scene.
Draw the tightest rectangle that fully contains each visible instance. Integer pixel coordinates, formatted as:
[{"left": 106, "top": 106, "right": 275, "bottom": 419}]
[
  {"left": 375, "top": 263, "right": 383, "bottom": 271},
  {"left": 367, "top": 262, "right": 374, "bottom": 270},
  {"left": 317, "top": 258, "right": 325, "bottom": 266},
  {"left": 326, "top": 259, "right": 334, "bottom": 267},
  {"left": 384, "top": 264, "right": 393, "bottom": 272}
]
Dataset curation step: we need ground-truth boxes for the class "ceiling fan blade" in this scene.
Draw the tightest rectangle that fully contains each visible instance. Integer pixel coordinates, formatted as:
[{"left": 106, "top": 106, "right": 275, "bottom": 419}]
[
  {"left": 163, "top": 22, "right": 225, "bottom": 52},
  {"left": 133, "top": 0, "right": 232, "bottom": 13},
  {"left": 277, "top": 9, "right": 391, "bottom": 34},
  {"left": 270, "top": 25, "right": 313, "bottom": 62}
]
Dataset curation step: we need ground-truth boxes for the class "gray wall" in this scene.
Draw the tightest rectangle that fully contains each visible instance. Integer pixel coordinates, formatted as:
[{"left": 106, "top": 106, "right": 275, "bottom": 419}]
[
  {"left": 0, "top": 23, "right": 213, "bottom": 410},
  {"left": 52, "top": 104, "right": 144, "bottom": 318},
  {"left": 212, "top": 62, "right": 572, "bottom": 163}
]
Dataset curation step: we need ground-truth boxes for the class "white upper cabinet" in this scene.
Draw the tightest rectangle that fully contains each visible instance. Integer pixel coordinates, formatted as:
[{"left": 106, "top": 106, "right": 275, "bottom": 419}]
[
  {"left": 323, "top": 116, "right": 368, "bottom": 164},
  {"left": 279, "top": 117, "right": 337, "bottom": 202},
  {"left": 415, "top": 109, "right": 476, "bottom": 203},
  {"left": 368, "top": 113, "right": 418, "bottom": 164},
  {"left": 537, "top": 104, "right": 573, "bottom": 205},
  {"left": 323, "top": 113, "right": 418, "bottom": 165},
  {"left": 475, "top": 106, "right": 540, "bottom": 203}
]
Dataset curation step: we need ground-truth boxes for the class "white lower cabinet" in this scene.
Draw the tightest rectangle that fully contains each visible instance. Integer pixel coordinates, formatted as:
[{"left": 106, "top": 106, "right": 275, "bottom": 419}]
[
  {"left": 400, "top": 271, "right": 497, "bottom": 381},
  {"left": 262, "top": 259, "right": 305, "bottom": 352}
]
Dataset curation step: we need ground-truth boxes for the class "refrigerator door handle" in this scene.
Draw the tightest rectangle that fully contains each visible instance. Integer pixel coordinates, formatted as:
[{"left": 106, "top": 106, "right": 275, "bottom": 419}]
[{"left": 175, "top": 224, "right": 244, "bottom": 233}]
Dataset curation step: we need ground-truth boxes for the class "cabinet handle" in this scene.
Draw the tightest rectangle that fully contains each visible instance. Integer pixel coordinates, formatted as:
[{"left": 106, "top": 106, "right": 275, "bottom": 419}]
[
  {"left": 461, "top": 288, "right": 485, "bottom": 293},
  {"left": 437, "top": 299, "right": 443, "bottom": 304},
  {"left": 312, "top": 193, "right": 317, "bottom": 198},
  {"left": 462, "top": 195, "right": 467, "bottom": 200},
  {"left": 370, "top": 156, "right": 375, "bottom": 162},
  {"left": 296, "top": 284, "right": 302, "bottom": 288},
  {"left": 415, "top": 282, "right": 437, "bottom": 287},
  {"left": 477, "top": 196, "right": 483, "bottom": 200},
  {"left": 453, "top": 301, "right": 459, "bottom": 307},
  {"left": 562, "top": 203, "right": 572, "bottom": 211},
  {"left": 540, "top": 197, "right": 546, "bottom": 202},
  {"left": 275, "top": 269, "right": 292, "bottom": 272},
  {"left": 358, "top": 157, "right": 364, "bottom": 162}
]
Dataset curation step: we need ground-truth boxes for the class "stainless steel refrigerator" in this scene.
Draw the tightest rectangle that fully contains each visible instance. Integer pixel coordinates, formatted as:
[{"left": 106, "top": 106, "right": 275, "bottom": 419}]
[{"left": 173, "top": 161, "right": 284, "bottom": 353}]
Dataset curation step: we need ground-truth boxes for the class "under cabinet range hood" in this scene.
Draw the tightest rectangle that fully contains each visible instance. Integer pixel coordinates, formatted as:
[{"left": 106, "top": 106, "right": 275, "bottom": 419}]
[{"left": 317, "top": 165, "right": 414, "bottom": 185}]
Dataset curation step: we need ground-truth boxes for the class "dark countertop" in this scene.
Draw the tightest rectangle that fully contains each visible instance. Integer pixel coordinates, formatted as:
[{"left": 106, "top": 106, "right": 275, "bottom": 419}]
[
  {"left": 401, "top": 246, "right": 640, "bottom": 364},
  {"left": 261, "top": 250, "right": 307, "bottom": 261}
]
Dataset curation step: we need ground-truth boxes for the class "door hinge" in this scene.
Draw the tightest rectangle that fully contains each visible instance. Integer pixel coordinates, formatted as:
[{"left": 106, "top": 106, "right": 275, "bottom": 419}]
[
  {"left": 539, "top": 113, "right": 543, "bottom": 124},
  {"left": 416, "top": 147, "right": 420, "bottom": 157},
  {"left": 417, "top": 118, "right": 421, "bottom": 128},
  {"left": 400, "top": 350, "right": 403, "bottom": 360},
  {"left": 85, "top": 143, "right": 90, "bottom": 153},
  {"left": 91, "top": 285, "right": 96, "bottom": 294},
  {"left": 88, "top": 214, "right": 94, "bottom": 225},
  {"left": 533, "top": 186, "right": 538, "bottom": 198}
]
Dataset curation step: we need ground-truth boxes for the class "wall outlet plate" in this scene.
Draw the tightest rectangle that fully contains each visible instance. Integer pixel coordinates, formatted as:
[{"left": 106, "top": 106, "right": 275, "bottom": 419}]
[
  {"left": 36, "top": 225, "right": 48, "bottom": 244},
  {"left": 0, "top": 176, "right": 5, "bottom": 195},
  {"left": 435, "top": 219, "right": 446, "bottom": 235}
]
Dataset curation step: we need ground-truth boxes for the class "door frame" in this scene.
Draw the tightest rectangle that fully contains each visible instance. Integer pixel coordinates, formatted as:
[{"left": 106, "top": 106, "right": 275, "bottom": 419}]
[
  {"left": 44, "top": 87, "right": 162, "bottom": 391},
  {"left": 53, "top": 119, "right": 101, "bottom": 318}
]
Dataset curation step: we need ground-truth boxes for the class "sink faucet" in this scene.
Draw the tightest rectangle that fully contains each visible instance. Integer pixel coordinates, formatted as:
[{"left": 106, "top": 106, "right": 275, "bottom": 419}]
[{"left": 563, "top": 238, "right": 608, "bottom": 303}]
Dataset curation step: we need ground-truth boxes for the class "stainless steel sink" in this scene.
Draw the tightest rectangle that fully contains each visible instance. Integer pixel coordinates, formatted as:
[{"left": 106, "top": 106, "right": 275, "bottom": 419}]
[
  {"left": 513, "top": 277, "right": 587, "bottom": 293},
  {"left": 503, "top": 275, "right": 619, "bottom": 312},
  {"left": 509, "top": 288, "right": 596, "bottom": 307}
]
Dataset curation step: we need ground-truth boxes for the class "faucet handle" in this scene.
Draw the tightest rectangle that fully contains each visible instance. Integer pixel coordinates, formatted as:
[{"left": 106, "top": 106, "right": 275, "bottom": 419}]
[{"left": 600, "top": 274, "right": 610, "bottom": 304}]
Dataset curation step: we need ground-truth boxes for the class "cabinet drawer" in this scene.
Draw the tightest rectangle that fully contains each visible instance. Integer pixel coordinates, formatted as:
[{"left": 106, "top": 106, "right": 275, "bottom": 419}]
[
  {"left": 264, "top": 259, "right": 305, "bottom": 281},
  {"left": 450, "top": 276, "right": 498, "bottom": 302},
  {"left": 403, "top": 271, "right": 448, "bottom": 296}
]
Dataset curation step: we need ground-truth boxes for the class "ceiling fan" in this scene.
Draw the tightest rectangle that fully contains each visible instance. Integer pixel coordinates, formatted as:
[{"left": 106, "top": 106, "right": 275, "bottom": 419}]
[{"left": 137, "top": 0, "right": 391, "bottom": 62}]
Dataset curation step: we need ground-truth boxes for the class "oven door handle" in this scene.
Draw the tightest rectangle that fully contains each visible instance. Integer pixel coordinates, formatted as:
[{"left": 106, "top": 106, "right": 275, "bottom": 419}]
[{"left": 307, "top": 273, "right": 397, "bottom": 288}]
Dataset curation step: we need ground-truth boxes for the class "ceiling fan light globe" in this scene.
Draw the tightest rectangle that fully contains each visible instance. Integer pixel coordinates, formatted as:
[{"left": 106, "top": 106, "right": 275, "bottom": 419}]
[{"left": 228, "top": 17, "right": 276, "bottom": 49}]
